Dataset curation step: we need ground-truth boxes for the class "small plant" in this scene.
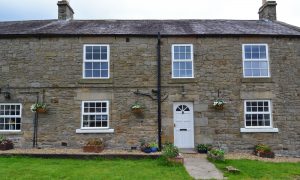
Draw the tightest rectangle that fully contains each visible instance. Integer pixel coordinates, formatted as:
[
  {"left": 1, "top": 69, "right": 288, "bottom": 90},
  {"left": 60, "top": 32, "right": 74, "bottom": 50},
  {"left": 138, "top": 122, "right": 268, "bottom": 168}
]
[
  {"left": 0, "top": 135, "right": 14, "bottom": 151},
  {"left": 30, "top": 102, "right": 47, "bottom": 113},
  {"left": 213, "top": 99, "right": 225, "bottom": 110},
  {"left": 254, "top": 144, "right": 275, "bottom": 158},
  {"left": 197, "top": 144, "right": 212, "bottom": 153},
  {"left": 83, "top": 139, "right": 104, "bottom": 153},
  {"left": 162, "top": 143, "right": 179, "bottom": 158},
  {"left": 141, "top": 143, "right": 152, "bottom": 153},
  {"left": 207, "top": 148, "right": 225, "bottom": 161},
  {"left": 150, "top": 142, "right": 159, "bottom": 152},
  {"left": 131, "top": 102, "right": 144, "bottom": 109}
]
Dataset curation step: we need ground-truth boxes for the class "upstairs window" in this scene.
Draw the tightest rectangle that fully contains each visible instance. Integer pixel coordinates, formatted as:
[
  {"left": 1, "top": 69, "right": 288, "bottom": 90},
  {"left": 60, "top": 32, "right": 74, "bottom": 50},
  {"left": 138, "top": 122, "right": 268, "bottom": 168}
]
[
  {"left": 172, "top": 44, "right": 194, "bottom": 78},
  {"left": 83, "top": 45, "right": 109, "bottom": 79},
  {"left": 0, "top": 104, "right": 22, "bottom": 131},
  {"left": 243, "top": 44, "right": 269, "bottom": 78}
]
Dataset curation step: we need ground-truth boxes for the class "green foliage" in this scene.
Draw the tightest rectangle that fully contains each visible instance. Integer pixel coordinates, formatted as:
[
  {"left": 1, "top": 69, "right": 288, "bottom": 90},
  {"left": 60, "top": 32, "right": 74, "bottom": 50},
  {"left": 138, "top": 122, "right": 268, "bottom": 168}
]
[
  {"left": 162, "top": 143, "right": 179, "bottom": 158},
  {"left": 149, "top": 142, "right": 158, "bottom": 148},
  {"left": 213, "top": 159, "right": 300, "bottom": 180},
  {"left": 0, "top": 135, "right": 13, "bottom": 145},
  {"left": 196, "top": 144, "right": 212, "bottom": 151},
  {"left": 30, "top": 102, "right": 47, "bottom": 112},
  {"left": 0, "top": 157, "right": 192, "bottom": 179},
  {"left": 255, "top": 144, "right": 271, "bottom": 153},
  {"left": 208, "top": 149, "right": 225, "bottom": 161},
  {"left": 131, "top": 102, "right": 144, "bottom": 109},
  {"left": 86, "top": 139, "right": 104, "bottom": 146}
]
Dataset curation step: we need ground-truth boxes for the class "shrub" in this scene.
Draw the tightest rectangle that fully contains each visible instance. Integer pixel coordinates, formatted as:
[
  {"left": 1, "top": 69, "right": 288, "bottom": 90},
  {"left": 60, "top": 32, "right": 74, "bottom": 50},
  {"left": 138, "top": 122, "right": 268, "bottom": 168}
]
[
  {"left": 254, "top": 144, "right": 275, "bottom": 158},
  {"left": 162, "top": 143, "right": 179, "bottom": 158},
  {"left": 207, "top": 149, "right": 225, "bottom": 161},
  {"left": 86, "top": 139, "right": 104, "bottom": 146}
]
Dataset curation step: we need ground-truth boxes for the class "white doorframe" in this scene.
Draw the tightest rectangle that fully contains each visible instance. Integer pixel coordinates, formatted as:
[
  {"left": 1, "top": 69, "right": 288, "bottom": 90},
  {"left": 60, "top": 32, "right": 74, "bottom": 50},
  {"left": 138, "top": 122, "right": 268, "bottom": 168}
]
[{"left": 173, "top": 102, "right": 194, "bottom": 148}]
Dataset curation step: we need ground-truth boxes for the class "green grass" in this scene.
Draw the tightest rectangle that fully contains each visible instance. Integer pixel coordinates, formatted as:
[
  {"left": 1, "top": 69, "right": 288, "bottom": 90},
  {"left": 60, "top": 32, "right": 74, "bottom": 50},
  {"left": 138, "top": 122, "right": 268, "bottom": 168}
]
[
  {"left": 0, "top": 156, "right": 192, "bottom": 180},
  {"left": 213, "top": 159, "right": 300, "bottom": 180}
]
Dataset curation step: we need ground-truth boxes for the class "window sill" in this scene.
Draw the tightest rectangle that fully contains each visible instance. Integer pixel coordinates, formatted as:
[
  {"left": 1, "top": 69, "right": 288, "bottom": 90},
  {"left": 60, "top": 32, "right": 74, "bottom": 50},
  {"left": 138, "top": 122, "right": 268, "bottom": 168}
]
[
  {"left": 75, "top": 129, "right": 114, "bottom": 134},
  {"left": 78, "top": 79, "right": 113, "bottom": 84},
  {"left": 168, "top": 78, "right": 197, "bottom": 84},
  {"left": 240, "top": 128, "right": 278, "bottom": 133},
  {"left": 0, "top": 131, "right": 23, "bottom": 135},
  {"left": 241, "top": 78, "right": 273, "bottom": 83}
]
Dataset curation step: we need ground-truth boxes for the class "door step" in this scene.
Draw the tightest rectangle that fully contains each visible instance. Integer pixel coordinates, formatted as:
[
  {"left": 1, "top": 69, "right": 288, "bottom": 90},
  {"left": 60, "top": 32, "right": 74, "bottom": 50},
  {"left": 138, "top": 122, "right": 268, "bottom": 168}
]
[{"left": 179, "top": 148, "right": 197, "bottom": 154}]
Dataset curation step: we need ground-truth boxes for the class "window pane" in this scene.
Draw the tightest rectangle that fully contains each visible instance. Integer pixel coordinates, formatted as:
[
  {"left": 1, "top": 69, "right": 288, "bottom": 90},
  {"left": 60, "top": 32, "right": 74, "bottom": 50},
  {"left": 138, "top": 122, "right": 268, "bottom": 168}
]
[
  {"left": 93, "top": 53, "right": 100, "bottom": 60},
  {"left": 260, "top": 53, "right": 266, "bottom": 59},
  {"left": 265, "top": 121, "right": 270, "bottom": 126},
  {"left": 260, "top": 45, "right": 266, "bottom": 53},
  {"left": 101, "top": 62, "right": 108, "bottom": 70},
  {"left": 93, "top": 46, "right": 100, "bottom": 53},
  {"left": 261, "top": 69, "right": 268, "bottom": 76},
  {"left": 245, "top": 53, "right": 251, "bottom": 59},
  {"left": 244, "top": 62, "right": 251, "bottom": 68},
  {"left": 186, "top": 70, "right": 192, "bottom": 77},
  {"left": 173, "top": 70, "right": 180, "bottom": 77},
  {"left": 179, "top": 62, "right": 185, "bottom": 69},
  {"left": 101, "top": 46, "right": 107, "bottom": 52},
  {"left": 179, "top": 53, "right": 185, "bottom": 59},
  {"left": 174, "top": 53, "right": 179, "bottom": 60},
  {"left": 252, "top": 53, "right": 259, "bottom": 59},
  {"left": 86, "top": 46, "right": 92, "bottom": 53},
  {"left": 186, "top": 53, "right": 191, "bottom": 59},
  {"left": 86, "top": 53, "right": 92, "bottom": 60},
  {"left": 252, "top": 62, "right": 259, "bottom": 68},
  {"left": 260, "top": 62, "right": 268, "bottom": 68},
  {"left": 244, "top": 69, "right": 252, "bottom": 76},
  {"left": 93, "top": 70, "right": 100, "bottom": 77},
  {"left": 186, "top": 62, "right": 192, "bottom": 69},
  {"left": 101, "top": 53, "right": 107, "bottom": 60},
  {"left": 101, "top": 70, "right": 108, "bottom": 77},
  {"left": 252, "top": 69, "right": 260, "bottom": 76},
  {"left": 180, "top": 70, "right": 186, "bottom": 77},
  {"left": 85, "top": 62, "right": 92, "bottom": 69},
  {"left": 174, "top": 46, "right": 179, "bottom": 53},
  {"left": 186, "top": 46, "right": 191, "bottom": 52},
  {"left": 252, "top": 46, "right": 259, "bottom": 52},
  {"left": 174, "top": 62, "right": 180, "bottom": 70},
  {"left": 179, "top": 46, "right": 185, "bottom": 53},
  {"left": 85, "top": 70, "right": 93, "bottom": 77},
  {"left": 245, "top": 46, "right": 251, "bottom": 53},
  {"left": 93, "top": 62, "right": 100, "bottom": 69}
]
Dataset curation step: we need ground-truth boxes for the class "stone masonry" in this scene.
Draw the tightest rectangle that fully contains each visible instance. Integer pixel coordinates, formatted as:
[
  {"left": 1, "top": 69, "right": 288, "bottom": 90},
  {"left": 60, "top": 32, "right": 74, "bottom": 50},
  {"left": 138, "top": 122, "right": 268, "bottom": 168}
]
[{"left": 0, "top": 36, "right": 299, "bottom": 156}]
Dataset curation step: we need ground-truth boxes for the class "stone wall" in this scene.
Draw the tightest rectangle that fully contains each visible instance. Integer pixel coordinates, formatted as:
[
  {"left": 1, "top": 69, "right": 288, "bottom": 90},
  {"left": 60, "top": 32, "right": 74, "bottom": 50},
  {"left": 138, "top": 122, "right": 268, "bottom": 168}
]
[{"left": 0, "top": 36, "right": 299, "bottom": 156}]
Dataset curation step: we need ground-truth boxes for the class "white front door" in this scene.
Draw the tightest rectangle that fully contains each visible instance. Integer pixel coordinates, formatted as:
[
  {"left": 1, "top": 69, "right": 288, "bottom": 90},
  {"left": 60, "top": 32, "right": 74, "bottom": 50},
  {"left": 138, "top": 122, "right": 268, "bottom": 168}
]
[{"left": 173, "top": 102, "right": 194, "bottom": 148}]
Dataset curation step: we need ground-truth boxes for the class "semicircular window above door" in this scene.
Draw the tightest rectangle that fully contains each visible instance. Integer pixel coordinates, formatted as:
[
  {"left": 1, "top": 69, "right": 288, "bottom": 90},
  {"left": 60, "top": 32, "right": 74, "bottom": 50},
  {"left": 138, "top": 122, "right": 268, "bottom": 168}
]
[{"left": 176, "top": 105, "right": 190, "bottom": 114}]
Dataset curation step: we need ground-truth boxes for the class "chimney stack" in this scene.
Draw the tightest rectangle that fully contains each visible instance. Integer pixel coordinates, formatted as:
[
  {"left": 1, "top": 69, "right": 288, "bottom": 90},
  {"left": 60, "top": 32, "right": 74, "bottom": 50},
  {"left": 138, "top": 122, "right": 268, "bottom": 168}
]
[
  {"left": 57, "top": 0, "right": 74, "bottom": 20},
  {"left": 258, "top": 0, "right": 277, "bottom": 21}
]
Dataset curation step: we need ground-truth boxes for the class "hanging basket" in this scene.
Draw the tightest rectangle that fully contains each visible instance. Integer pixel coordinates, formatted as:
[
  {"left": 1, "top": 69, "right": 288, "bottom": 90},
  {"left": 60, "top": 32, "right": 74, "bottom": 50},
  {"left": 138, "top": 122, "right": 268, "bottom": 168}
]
[
  {"left": 36, "top": 108, "right": 47, "bottom": 113},
  {"left": 132, "top": 108, "right": 143, "bottom": 114}
]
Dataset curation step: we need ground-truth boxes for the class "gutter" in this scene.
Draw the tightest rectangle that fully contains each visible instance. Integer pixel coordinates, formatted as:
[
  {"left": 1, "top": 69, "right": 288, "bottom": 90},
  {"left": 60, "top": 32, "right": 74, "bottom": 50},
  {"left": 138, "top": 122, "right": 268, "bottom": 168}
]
[{"left": 157, "top": 32, "right": 162, "bottom": 150}]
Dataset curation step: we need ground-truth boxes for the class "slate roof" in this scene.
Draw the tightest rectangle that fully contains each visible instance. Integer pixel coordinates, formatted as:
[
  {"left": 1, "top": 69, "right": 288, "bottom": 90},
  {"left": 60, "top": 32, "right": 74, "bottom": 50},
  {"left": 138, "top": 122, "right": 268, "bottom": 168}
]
[{"left": 0, "top": 19, "right": 300, "bottom": 37}]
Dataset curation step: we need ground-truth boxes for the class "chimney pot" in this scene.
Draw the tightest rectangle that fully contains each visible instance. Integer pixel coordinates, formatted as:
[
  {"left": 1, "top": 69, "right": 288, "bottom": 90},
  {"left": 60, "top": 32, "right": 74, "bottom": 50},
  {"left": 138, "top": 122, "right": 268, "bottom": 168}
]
[{"left": 259, "top": 1, "right": 277, "bottom": 21}]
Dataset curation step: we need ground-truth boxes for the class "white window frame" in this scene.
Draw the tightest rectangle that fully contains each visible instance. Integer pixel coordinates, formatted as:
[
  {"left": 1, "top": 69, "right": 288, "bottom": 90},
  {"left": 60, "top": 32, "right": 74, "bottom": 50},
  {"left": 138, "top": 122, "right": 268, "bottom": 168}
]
[
  {"left": 171, "top": 44, "right": 194, "bottom": 78},
  {"left": 241, "top": 100, "right": 278, "bottom": 133},
  {"left": 0, "top": 103, "right": 22, "bottom": 132},
  {"left": 83, "top": 44, "right": 110, "bottom": 79},
  {"left": 80, "top": 101, "right": 109, "bottom": 129},
  {"left": 242, "top": 44, "right": 270, "bottom": 78}
]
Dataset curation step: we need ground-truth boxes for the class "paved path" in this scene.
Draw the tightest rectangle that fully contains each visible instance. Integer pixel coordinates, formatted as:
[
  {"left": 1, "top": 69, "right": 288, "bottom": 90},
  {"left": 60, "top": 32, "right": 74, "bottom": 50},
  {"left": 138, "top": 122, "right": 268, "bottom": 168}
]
[{"left": 184, "top": 157, "right": 223, "bottom": 180}]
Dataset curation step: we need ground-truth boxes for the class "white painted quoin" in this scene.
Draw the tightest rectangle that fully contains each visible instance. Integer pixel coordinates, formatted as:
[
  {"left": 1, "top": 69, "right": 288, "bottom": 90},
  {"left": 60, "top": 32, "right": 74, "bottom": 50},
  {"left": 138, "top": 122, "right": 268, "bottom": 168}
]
[{"left": 173, "top": 102, "right": 194, "bottom": 148}]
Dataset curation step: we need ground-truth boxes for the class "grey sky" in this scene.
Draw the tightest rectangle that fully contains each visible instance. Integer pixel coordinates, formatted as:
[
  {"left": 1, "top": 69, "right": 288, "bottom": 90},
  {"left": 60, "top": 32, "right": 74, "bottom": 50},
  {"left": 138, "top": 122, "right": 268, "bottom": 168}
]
[{"left": 0, "top": 0, "right": 299, "bottom": 27}]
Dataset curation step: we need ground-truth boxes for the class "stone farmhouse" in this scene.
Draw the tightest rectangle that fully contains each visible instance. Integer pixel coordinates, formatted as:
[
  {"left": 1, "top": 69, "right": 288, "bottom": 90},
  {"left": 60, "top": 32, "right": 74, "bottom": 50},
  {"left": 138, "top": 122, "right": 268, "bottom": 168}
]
[{"left": 0, "top": 0, "right": 299, "bottom": 156}]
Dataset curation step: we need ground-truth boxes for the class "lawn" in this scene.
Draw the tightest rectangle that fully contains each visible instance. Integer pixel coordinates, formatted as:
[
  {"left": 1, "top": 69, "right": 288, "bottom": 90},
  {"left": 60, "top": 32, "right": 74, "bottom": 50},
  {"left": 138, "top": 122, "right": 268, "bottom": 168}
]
[
  {"left": 0, "top": 156, "right": 192, "bottom": 180},
  {"left": 213, "top": 159, "right": 300, "bottom": 180}
]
